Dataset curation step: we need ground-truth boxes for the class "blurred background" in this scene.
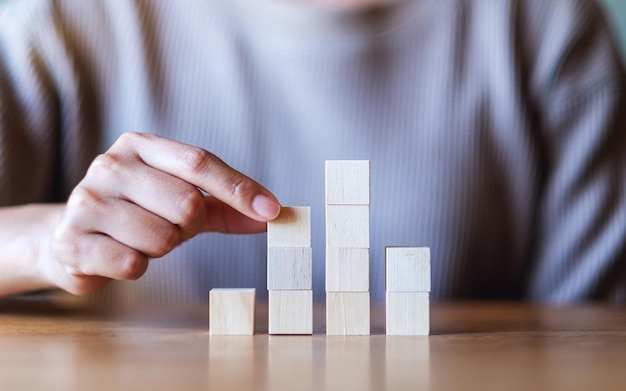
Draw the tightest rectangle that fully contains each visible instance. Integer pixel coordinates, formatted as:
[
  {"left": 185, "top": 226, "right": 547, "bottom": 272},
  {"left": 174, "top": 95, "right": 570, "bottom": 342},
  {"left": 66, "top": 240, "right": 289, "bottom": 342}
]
[
  {"left": 0, "top": 0, "right": 625, "bottom": 62},
  {"left": 603, "top": 0, "right": 626, "bottom": 61}
]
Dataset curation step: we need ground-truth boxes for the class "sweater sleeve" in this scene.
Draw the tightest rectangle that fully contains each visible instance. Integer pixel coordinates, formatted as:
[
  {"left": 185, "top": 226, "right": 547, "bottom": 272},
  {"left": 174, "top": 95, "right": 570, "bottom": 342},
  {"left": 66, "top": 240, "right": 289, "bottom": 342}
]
[
  {"left": 522, "top": 0, "right": 626, "bottom": 302},
  {"left": 0, "top": 0, "right": 106, "bottom": 205},
  {"left": 0, "top": 0, "right": 61, "bottom": 205}
]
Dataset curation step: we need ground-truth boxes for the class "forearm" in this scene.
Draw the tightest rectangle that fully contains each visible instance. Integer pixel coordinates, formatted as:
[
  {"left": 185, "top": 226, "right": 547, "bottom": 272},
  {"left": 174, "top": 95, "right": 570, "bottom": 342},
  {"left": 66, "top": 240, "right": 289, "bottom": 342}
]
[{"left": 0, "top": 204, "right": 64, "bottom": 297}]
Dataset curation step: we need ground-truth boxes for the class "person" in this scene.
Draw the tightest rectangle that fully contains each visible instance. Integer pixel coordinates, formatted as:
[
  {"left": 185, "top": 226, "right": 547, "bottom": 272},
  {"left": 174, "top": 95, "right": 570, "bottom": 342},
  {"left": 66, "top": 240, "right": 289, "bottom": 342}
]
[{"left": 0, "top": 0, "right": 625, "bottom": 304}]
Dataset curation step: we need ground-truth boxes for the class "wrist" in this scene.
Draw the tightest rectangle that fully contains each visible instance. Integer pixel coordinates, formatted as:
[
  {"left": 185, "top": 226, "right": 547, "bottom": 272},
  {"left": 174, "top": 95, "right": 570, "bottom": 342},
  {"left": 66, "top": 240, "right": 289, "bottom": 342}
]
[{"left": 0, "top": 203, "right": 64, "bottom": 296}]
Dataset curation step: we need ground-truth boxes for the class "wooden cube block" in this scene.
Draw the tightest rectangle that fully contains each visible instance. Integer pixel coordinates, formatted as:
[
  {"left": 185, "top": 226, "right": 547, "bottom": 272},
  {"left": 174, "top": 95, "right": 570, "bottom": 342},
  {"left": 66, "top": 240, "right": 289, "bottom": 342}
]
[
  {"left": 326, "top": 205, "right": 369, "bottom": 248},
  {"left": 267, "top": 247, "right": 312, "bottom": 290},
  {"left": 326, "top": 292, "right": 370, "bottom": 335},
  {"left": 325, "top": 160, "right": 370, "bottom": 205},
  {"left": 267, "top": 206, "right": 311, "bottom": 248},
  {"left": 268, "top": 290, "right": 313, "bottom": 335},
  {"left": 386, "top": 291, "right": 429, "bottom": 336},
  {"left": 325, "top": 248, "right": 369, "bottom": 292},
  {"left": 386, "top": 247, "right": 431, "bottom": 292},
  {"left": 209, "top": 288, "right": 256, "bottom": 335}
]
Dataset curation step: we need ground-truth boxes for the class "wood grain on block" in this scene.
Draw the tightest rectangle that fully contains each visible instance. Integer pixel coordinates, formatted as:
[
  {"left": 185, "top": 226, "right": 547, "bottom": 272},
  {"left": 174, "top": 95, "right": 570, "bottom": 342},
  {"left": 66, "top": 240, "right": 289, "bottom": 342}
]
[
  {"left": 267, "top": 247, "right": 312, "bottom": 290},
  {"left": 325, "top": 160, "right": 370, "bottom": 205},
  {"left": 326, "top": 292, "right": 370, "bottom": 335},
  {"left": 325, "top": 248, "right": 369, "bottom": 292},
  {"left": 268, "top": 290, "right": 313, "bottom": 335},
  {"left": 386, "top": 291, "right": 430, "bottom": 336},
  {"left": 386, "top": 247, "right": 431, "bottom": 292},
  {"left": 325, "top": 205, "right": 369, "bottom": 248},
  {"left": 209, "top": 288, "right": 256, "bottom": 335},
  {"left": 267, "top": 206, "right": 311, "bottom": 248}
]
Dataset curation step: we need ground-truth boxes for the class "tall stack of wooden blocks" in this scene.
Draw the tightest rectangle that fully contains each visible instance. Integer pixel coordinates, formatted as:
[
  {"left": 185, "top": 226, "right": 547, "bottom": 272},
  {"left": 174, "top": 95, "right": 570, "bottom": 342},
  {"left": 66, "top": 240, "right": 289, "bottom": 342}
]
[
  {"left": 325, "top": 160, "right": 370, "bottom": 335},
  {"left": 267, "top": 206, "right": 313, "bottom": 334},
  {"left": 385, "top": 247, "right": 430, "bottom": 336}
]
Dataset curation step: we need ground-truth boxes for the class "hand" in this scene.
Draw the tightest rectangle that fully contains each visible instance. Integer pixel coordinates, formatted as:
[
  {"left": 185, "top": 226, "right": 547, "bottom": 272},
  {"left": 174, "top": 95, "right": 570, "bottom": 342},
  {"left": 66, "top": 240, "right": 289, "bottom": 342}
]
[{"left": 43, "top": 132, "right": 280, "bottom": 295}]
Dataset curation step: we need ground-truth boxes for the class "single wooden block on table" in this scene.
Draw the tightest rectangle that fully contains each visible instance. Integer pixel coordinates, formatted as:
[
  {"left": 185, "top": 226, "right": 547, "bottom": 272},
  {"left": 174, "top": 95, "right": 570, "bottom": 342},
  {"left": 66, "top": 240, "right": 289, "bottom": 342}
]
[
  {"left": 326, "top": 291, "right": 370, "bottom": 335},
  {"left": 268, "top": 290, "right": 313, "bottom": 335},
  {"left": 386, "top": 291, "right": 429, "bottom": 336},
  {"left": 267, "top": 247, "right": 312, "bottom": 290},
  {"left": 325, "top": 160, "right": 370, "bottom": 205},
  {"left": 325, "top": 247, "right": 369, "bottom": 292},
  {"left": 267, "top": 206, "right": 311, "bottom": 248},
  {"left": 386, "top": 247, "right": 431, "bottom": 292},
  {"left": 325, "top": 205, "right": 370, "bottom": 248},
  {"left": 209, "top": 288, "right": 256, "bottom": 335}
]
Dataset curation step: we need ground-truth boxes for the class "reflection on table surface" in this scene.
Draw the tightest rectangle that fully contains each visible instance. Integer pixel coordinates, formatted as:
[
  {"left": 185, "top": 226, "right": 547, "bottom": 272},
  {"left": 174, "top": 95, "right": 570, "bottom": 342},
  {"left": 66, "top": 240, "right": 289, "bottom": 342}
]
[{"left": 0, "top": 298, "right": 625, "bottom": 391}]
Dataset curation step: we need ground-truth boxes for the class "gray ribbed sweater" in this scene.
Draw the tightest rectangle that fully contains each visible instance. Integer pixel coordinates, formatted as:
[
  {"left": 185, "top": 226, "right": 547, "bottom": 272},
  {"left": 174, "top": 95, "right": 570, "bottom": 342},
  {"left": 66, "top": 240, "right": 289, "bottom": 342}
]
[{"left": 1, "top": 0, "right": 625, "bottom": 303}]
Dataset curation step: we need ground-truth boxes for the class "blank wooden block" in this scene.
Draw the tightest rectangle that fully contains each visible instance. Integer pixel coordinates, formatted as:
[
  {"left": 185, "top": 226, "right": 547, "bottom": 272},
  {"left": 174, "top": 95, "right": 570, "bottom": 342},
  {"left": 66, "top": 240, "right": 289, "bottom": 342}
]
[
  {"left": 209, "top": 288, "right": 255, "bottom": 335},
  {"left": 325, "top": 160, "right": 370, "bottom": 205},
  {"left": 386, "top": 291, "right": 429, "bottom": 336},
  {"left": 325, "top": 248, "right": 369, "bottom": 292},
  {"left": 326, "top": 292, "right": 370, "bottom": 335},
  {"left": 326, "top": 205, "right": 369, "bottom": 248},
  {"left": 386, "top": 247, "right": 431, "bottom": 292},
  {"left": 267, "top": 206, "right": 311, "bottom": 248},
  {"left": 267, "top": 247, "right": 312, "bottom": 290},
  {"left": 268, "top": 290, "right": 313, "bottom": 335}
]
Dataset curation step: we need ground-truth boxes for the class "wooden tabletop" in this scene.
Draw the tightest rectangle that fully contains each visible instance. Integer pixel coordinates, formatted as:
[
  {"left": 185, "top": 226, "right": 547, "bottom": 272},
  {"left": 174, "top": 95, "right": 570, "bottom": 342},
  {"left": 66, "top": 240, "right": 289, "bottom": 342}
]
[{"left": 0, "top": 298, "right": 624, "bottom": 391}]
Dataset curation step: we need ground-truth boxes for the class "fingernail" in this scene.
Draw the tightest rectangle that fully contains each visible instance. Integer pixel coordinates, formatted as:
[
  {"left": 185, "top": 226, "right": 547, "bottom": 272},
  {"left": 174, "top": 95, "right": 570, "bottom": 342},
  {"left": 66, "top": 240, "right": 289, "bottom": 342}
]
[{"left": 252, "top": 194, "right": 281, "bottom": 220}]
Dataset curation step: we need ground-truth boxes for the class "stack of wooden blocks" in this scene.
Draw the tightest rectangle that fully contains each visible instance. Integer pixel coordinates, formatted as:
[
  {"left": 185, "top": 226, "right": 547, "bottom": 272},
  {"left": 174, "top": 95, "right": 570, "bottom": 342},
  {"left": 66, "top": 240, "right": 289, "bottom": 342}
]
[
  {"left": 209, "top": 160, "right": 431, "bottom": 337},
  {"left": 325, "top": 160, "right": 371, "bottom": 335},
  {"left": 267, "top": 206, "right": 313, "bottom": 334},
  {"left": 385, "top": 247, "right": 431, "bottom": 336}
]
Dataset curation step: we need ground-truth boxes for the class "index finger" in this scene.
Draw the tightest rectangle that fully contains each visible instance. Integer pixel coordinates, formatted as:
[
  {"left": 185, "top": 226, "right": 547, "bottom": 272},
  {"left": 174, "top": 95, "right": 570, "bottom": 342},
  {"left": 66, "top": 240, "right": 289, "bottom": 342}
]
[{"left": 110, "top": 132, "right": 281, "bottom": 222}]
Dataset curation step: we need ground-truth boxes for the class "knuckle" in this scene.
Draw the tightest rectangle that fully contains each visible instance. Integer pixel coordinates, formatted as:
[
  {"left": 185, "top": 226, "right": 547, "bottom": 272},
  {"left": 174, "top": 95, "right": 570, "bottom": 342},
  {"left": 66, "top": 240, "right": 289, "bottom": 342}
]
[
  {"left": 117, "top": 131, "right": 143, "bottom": 146},
  {"left": 179, "top": 147, "right": 214, "bottom": 173},
  {"left": 223, "top": 172, "right": 253, "bottom": 202},
  {"left": 149, "top": 223, "right": 180, "bottom": 258},
  {"left": 120, "top": 252, "right": 148, "bottom": 280},
  {"left": 67, "top": 186, "right": 101, "bottom": 212},
  {"left": 174, "top": 188, "right": 204, "bottom": 224},
  {"left": 88, "top": 153, "right": 123, "bottom": 178}
]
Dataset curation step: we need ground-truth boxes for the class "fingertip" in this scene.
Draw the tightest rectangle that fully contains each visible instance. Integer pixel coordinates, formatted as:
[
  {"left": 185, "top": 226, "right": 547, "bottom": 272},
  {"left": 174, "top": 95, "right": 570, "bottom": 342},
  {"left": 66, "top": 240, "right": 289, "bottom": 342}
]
[
  {"left": 251, "top": 194, "right": 281, "bottom": 220},
  {"left": 271, "top": 202, "right": 282, "bottom": 220}
]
